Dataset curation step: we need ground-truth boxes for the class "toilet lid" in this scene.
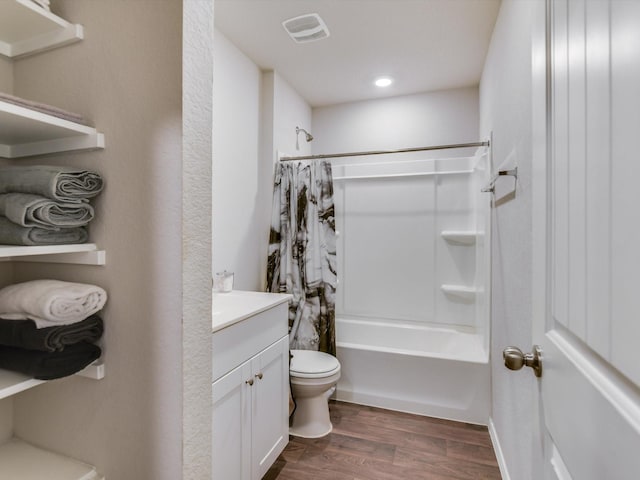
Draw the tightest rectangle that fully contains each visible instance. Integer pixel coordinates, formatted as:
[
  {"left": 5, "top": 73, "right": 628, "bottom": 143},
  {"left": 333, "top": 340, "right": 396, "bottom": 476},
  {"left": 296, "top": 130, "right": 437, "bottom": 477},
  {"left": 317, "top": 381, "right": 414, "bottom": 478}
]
[{"left": 290, "top": 349, "right": 340, "bottom": 376}]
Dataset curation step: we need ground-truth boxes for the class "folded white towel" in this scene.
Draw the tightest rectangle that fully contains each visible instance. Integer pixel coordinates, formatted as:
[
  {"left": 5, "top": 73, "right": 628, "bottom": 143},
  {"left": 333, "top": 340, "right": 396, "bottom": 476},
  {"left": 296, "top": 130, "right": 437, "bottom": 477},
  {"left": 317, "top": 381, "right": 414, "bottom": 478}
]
[{"left": 0, "top": 280, "right": 107, "bottom": 328}]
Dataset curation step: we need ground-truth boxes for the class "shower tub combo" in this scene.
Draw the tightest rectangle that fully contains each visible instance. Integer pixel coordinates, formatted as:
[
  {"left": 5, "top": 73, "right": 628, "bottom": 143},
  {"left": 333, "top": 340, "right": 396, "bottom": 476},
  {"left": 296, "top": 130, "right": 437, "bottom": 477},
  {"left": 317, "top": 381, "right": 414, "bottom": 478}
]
[{"left": 331, "top": 151, "right": 491, "bottom": 424}]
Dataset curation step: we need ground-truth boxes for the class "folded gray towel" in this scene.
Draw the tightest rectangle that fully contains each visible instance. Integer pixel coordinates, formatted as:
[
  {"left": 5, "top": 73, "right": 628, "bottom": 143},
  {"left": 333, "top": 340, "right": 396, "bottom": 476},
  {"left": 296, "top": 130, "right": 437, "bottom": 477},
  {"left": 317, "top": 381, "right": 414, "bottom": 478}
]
[
  {"left": 0, "top": 193, "right": 94, "bottom": 229},
  {"left": 0, "top": 165, "right": 103, "bottom": 203},
  {"left": 0, "top": 216, "right": 88, "bottom": 246},
  {"left": 0, "top": 92, "right": 87, "bottom": 125}
]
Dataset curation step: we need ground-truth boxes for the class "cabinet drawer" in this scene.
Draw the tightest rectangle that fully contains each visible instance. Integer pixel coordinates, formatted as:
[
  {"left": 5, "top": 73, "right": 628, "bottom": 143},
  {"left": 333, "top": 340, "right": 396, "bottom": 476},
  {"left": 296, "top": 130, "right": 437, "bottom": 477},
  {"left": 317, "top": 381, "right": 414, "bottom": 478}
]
[{"left": 212, "top": 303, "right": 287, "bottom": 381}]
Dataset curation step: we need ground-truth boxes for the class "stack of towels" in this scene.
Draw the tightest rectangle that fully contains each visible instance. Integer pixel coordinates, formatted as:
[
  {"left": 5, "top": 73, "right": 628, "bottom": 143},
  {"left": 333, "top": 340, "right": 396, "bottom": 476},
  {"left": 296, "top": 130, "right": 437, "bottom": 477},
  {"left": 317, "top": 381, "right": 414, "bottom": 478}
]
[
  {"left": 0, "top": 165, "right": 104, "bottom": 246},
  {"left": 0, "top": 279, "right": 107, "bottom": 380}
]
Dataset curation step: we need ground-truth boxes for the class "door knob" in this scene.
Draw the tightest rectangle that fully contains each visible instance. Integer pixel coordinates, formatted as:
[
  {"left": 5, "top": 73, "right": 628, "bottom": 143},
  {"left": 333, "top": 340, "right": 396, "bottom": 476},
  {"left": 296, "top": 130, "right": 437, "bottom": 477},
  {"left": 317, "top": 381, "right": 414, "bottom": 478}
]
[{"left": 503, "top": 345, "right": 543, "bottom": 377}]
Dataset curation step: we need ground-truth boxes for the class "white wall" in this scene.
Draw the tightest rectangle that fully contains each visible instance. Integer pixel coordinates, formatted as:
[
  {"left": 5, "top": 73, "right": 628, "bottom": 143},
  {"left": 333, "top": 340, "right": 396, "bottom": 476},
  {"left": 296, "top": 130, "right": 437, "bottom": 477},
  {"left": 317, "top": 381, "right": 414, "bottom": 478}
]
[
  {"left": 212, "top": 33, "right": 312, "bottom": 291},
  {"left": 182, "top": 1, "right": 214, "bottom": 477},
  {"left": 272, "top": 71, "right": 312, "bottom": 158},
  {"left": 213, "top": 28, "right": 263, "bottom": 290},
  {"left": 479, "top": 1, "right": 536, "bottom": 479},
  {"left": 312, "top": 87, "right": 479, "bottom": 153},
  {"left": 2, "top": 2, "right": 199, "bottom": 479}
]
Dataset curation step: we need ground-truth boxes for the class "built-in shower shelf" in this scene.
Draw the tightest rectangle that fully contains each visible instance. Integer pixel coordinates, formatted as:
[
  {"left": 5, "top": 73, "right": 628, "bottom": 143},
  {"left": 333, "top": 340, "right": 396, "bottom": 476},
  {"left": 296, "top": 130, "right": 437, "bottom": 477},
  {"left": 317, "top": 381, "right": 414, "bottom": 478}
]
[
  {"left": 441, "top": 231, "right": 480, "bottom": 245},
  {"left": 441, "top": 284, "right": 478, "bottom": 302}
]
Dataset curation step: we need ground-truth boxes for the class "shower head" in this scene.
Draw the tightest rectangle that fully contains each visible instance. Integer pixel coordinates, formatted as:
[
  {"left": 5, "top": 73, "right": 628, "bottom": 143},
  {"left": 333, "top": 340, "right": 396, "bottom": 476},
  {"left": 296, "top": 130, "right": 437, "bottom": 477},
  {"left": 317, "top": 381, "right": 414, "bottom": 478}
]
[{"left": 296, "top": 126, "right": 313, "bottom": 150}]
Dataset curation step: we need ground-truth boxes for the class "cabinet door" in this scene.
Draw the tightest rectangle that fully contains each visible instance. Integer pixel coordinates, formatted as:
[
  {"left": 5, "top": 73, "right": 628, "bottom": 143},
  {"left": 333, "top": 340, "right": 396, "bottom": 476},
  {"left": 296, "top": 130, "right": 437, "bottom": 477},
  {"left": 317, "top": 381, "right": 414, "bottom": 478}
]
[
  {"left": 212, "top": 360, "right": 252, "bottom": 480},
  {"left": 251, "top": 336, "right": 289, "bottom": 480}
]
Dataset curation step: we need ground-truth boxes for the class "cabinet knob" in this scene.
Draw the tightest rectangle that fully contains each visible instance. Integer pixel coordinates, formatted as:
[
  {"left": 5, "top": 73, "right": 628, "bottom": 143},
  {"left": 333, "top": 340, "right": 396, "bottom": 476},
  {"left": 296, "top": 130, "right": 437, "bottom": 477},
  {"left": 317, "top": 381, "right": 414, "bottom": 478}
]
[
  {"left": 246, "top": 378, "right": 254, "bottom": 386},
  {"left": 255, "top": 372, "right": 263, "bottom": 380}
]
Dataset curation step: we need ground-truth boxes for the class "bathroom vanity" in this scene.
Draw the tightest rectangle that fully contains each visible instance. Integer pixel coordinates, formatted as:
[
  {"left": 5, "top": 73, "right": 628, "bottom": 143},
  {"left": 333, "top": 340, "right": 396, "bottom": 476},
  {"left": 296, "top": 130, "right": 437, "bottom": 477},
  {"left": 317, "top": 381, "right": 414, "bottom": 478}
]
[{"left": 212, "top": 290, "right": 291, "bottom": 480}]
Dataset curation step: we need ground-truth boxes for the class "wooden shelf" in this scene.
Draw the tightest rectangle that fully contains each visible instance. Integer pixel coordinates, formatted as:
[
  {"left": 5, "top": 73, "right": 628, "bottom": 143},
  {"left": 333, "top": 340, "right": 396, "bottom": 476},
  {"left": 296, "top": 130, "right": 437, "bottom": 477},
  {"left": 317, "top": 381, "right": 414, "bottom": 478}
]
[
  {"left": 0, "top": 0, "right": 83, "bottom": 59},
  {"left": 441, "top": 284, "right": 478, "bottom": 302},
  {"left": 0, "top": 244, "right": 106, "bottom": 265},
  {"left": 0, "top": 438, "right": 103, "bottom": 479},
  {"left": 441, "top": 230, "right": 480, "bottom": 245},
  {"left": 0, "top": 99, "right": 104, "bottom": 158}
]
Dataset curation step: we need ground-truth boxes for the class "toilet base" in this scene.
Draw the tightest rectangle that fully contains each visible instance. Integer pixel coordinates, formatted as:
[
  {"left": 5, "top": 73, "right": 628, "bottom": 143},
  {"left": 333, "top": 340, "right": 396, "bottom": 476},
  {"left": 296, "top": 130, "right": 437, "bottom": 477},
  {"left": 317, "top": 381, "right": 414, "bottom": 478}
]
[{"left": 289, "top": 394, "right": 333, "bottom": 438}]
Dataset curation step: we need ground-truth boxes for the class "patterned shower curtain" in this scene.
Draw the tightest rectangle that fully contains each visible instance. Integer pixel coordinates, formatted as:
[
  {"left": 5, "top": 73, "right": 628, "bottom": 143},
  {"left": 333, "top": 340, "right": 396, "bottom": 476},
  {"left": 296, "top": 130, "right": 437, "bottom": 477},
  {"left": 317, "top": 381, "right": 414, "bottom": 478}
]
[{"left": 266, "top": 160, "right": 337, "bottom": 356}]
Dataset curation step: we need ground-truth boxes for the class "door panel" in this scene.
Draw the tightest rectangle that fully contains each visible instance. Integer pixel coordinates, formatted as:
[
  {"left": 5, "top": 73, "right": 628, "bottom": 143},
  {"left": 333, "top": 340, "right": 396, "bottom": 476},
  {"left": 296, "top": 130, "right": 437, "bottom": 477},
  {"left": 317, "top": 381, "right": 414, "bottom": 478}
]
[
  {"left": 252, "top": 337, "right": 289, "bottom": 480},
  {"left": 532, "top": 1, "right": 640, "bottom": 479}
]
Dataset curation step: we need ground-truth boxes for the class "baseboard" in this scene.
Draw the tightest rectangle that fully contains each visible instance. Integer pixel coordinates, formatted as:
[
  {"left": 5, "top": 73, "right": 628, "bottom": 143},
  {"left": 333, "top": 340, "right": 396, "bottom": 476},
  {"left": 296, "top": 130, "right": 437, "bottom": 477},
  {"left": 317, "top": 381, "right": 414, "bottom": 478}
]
[{"left": 488, "top": 417, "right": 511, "bottom": 480}]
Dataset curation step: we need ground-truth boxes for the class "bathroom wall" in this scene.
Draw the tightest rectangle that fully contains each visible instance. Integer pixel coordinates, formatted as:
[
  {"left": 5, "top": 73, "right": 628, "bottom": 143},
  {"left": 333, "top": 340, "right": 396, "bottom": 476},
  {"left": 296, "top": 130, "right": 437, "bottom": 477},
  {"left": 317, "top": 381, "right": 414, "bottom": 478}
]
[
  {"left": 313, "top": 88, "right": 483, "bottom": 330},
  {"left": 312, "top": 87, "right": 479, "bottom": 153},
  {"left": 213, "top": 28, "right": 263, "bottom": 290},
  {"left": 4, "top": 1, "right": 192, "bottom": 478},
  {"left": 213, "top": 31, "right": 312, "bottom": 291},
  {"left": 479, "top": 0, "right": 536, "bottom": 479}
]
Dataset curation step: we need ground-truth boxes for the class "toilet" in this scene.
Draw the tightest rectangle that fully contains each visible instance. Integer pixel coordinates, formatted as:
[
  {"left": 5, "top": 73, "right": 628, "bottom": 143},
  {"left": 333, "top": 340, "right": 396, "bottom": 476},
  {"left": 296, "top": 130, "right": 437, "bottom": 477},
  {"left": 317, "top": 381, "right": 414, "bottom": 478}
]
[{"left": 289, "top": 349, "right": 341, "bottom": 438}]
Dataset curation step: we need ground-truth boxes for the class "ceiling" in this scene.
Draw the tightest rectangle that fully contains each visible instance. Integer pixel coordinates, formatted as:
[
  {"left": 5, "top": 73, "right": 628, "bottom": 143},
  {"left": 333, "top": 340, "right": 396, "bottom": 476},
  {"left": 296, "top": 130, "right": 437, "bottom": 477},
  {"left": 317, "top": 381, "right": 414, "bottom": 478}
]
[{"left": 214, "top": 0, "right": 501, "bottom": 107}]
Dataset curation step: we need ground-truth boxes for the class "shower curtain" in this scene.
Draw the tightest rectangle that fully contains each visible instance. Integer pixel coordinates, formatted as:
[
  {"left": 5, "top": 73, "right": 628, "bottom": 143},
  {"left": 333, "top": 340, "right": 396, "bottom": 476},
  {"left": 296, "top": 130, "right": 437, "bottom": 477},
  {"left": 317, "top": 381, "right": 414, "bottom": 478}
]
[{"left": 266, "top": 160, "right": 337, "bottom": 356}]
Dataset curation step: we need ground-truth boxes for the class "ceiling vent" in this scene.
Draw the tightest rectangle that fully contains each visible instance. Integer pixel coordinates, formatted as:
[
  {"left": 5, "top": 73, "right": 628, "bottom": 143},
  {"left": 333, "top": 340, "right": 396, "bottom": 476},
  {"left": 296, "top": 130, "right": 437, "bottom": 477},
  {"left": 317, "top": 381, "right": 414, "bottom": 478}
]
[{"left": 282, "top": 13, "right": 330, "bottom": 43}]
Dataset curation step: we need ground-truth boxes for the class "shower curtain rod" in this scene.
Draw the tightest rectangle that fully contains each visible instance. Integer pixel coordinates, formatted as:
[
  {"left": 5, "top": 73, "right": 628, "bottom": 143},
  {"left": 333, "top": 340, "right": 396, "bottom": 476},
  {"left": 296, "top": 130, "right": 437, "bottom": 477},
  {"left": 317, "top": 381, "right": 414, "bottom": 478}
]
[{"left": 279, "top": 140, "right": 489, "bottom": 161}]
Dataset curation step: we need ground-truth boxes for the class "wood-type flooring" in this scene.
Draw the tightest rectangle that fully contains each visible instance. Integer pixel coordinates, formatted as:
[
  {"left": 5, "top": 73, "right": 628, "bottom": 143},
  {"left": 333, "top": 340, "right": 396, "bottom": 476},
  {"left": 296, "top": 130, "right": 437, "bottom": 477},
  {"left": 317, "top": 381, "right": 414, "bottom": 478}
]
[{"left": 264, "top": 400, "right": 502, "bottom": 480}]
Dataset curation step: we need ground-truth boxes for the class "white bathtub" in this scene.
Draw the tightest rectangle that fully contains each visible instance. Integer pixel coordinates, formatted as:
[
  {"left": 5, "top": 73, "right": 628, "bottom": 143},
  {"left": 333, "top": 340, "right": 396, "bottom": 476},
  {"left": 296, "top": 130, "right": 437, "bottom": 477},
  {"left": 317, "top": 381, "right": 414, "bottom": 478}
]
[{"left": 335, "top": 317, "right": 490, "bottom": 424}]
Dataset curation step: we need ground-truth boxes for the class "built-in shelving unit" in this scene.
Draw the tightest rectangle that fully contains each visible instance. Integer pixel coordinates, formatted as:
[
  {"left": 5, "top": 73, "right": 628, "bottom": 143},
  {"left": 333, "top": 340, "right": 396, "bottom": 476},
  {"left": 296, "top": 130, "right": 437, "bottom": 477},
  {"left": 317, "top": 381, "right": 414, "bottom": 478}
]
[
  {"left": 441, "top": 230, "right": 480, "bottom": 245},
  {"left": 0, "top": 438, "right": 103, "bottom": 480},
  {"left": 0, "top": 99, "right": 104, "bottom": 158},
  {"left": 0, "top": 4, "right": 106, "bottom": 477},
  {"left": 0, "top": 0, "right": 83, "bottom": 59},
  {"left": 441, "top": 284, "right": 478, "bottom": 302},
  {"left": 0, "top": 243, "right": 106, "bottom": 265}
]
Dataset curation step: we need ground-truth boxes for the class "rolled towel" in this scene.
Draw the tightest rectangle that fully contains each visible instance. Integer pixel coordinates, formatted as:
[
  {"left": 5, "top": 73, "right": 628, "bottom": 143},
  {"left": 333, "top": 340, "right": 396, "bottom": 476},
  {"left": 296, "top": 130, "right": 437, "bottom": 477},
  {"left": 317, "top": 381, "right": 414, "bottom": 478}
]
[
  {"left": 0, "top": 165, "right": 103, "bottom": 203},
  {"left": 0, "top": 279, "right": 107, "bottom": 328},
  {"left": 0, "top": 315, "right": 103, "bottom": 352},
  {"left": 0, "top": 342, "right": 101, "bottom": 380},
  {"left": 0, "top": 216, "right": 88, "bottom": 246},
  {"left": 0, "top": 193, "right": 94, "bottom": 229}
]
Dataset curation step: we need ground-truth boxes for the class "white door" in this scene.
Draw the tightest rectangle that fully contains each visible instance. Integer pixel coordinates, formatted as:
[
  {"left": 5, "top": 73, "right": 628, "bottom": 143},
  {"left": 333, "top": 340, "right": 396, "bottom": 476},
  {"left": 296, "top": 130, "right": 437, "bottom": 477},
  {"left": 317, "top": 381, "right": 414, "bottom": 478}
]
[{"left": 524, "top": 0, "right": 640, "bottom": 478}]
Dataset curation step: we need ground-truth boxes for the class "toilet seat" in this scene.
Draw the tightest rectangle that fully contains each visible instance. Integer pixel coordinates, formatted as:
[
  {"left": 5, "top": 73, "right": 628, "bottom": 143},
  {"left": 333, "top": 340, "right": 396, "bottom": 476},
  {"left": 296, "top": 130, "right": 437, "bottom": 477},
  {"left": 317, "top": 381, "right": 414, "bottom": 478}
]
[{"left": 290, "top": 349, "right": 340, "bottom": 379}]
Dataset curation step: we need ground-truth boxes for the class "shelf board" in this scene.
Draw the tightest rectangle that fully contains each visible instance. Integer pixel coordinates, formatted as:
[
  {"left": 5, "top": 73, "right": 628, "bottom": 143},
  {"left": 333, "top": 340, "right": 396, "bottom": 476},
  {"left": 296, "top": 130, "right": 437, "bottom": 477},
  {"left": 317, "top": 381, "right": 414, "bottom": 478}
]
[
  {"left": 0, "top": 0, "right": 83, "bottom": 59},
  {"left": 0, "top": 243, "right": 105, "bottom": 265},
  {"left": 0, "top": 369, "right": 45, "bottom": 400},
  {"left": 0, "top": 438, "right": 102, "bottom": 480},
  {"left": 441, "top": 230, "right": 480, "bottom": 245},
  {"left": 0, "top": 100, "right": 104, "bottom": 158},
  {"left": 0, "top": 360, "right": 105, "bottom": 401},
  {"left": 441, "top": 284, "right": 478, "bottom": 302}
]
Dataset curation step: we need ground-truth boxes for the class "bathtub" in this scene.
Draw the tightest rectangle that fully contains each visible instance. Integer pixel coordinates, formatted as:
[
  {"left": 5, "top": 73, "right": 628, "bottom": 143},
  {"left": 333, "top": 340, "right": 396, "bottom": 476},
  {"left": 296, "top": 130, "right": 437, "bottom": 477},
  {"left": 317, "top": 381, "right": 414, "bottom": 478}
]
[{"left": 335, "top": 317, "right": 490, "bottom": 424}]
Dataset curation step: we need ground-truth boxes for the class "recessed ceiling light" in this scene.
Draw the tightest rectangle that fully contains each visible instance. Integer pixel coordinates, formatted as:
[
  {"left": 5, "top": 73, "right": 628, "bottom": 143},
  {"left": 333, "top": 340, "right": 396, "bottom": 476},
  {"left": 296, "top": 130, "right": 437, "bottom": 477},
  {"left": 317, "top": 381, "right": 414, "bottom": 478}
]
[{"left": 374, "top": 77, "right": 393, "bottom": 87}]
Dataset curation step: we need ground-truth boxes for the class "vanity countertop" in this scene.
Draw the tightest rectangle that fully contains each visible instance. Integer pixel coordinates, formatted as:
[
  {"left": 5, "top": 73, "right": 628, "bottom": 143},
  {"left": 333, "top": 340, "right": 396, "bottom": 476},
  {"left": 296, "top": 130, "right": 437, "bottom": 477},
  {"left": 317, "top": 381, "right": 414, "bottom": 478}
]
[{"left": 212, "top": 290, "right": 291, "bottom": 333}]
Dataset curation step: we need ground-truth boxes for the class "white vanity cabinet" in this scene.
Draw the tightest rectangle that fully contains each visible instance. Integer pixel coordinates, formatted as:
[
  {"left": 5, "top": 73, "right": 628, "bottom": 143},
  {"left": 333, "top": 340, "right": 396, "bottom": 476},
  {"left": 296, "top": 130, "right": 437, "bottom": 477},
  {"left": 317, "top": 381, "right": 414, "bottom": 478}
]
[{"left": 212, "top": 291, "right": 291, "bottom": 480}]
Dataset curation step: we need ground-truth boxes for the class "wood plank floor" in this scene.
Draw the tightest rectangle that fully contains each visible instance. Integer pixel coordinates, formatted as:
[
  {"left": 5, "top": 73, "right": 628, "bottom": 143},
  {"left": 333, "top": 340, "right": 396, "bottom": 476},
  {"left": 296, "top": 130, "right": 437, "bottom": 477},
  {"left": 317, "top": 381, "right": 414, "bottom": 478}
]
[{"left": 264, "top": 401, "right": 502, "bottom": 480}]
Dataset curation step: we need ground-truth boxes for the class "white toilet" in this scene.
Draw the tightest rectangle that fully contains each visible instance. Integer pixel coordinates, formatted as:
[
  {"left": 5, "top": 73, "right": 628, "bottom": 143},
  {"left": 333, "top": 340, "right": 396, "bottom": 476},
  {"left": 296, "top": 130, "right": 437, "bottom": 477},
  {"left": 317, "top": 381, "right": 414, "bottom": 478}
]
[{"left": 289, "top": 349, "right": 341, "bottom": 438}]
